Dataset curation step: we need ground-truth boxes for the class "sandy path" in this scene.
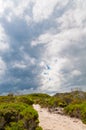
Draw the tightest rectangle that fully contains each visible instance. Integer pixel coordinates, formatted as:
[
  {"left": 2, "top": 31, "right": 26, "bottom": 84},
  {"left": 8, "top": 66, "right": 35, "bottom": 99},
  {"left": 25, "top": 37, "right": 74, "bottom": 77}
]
[{"left": 33, "top": 104, "right": 86, "bottom": 130}]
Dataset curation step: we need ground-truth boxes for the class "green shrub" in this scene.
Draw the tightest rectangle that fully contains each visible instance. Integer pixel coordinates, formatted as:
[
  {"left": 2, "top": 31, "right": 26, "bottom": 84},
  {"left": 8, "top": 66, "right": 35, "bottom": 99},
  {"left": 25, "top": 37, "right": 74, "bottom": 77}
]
[
  {"left": 17, "top": 96, "right": 34, "bottom": 105},
  {"left": 36, "top": 126, "right": 43, "bottom": 130},
  {"left": 5, "top": 121, "right": 24, "bottom": 130},
  {"left": 64, "top": 102, "right": 86, "bottom": 124},
  {"left": 0, "top": 95, "right": 15, "bottom": 103},
  {"left": 0, "top": 103, "right": 39, "bottom": 130}
]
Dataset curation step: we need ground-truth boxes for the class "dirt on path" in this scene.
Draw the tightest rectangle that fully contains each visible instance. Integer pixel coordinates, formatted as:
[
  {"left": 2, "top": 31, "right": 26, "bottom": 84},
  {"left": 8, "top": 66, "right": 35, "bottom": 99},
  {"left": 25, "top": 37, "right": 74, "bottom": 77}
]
[{"left": 33, "top": 104, "right": 86, "bottom": 130}]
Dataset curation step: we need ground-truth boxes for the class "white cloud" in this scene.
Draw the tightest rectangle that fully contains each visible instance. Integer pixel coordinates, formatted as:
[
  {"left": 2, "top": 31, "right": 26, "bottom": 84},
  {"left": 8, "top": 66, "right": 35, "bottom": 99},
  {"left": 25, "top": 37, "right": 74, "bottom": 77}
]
[
  {"left": 57, "top": 0, "right": 86, "bottom": 29},
  {"left": 23, "top": 53, "right": 36, "bottom": 65},
  {"left": 33, "top": 0, "right": 69, "bottom": 22},
  {"left": 31, "top": 0, "right": 86, "bottom": 92},
  {"left": 0, "top": 0, "right": 69, "bottom": 24},
  {"left": 0, "top": 0, "right": 4, "bottom": 15},
  {"left": 13, "top": 62, "right": 27, "bottom": 69},
  {"left": 0, "top": 0, "right": 33, "bottom": 24},
  {"left": 13, "top": 0, "right": 32, "bottom": 18},
  {"left": 13, "top": 53, "right": 36, "bottom": 69},
  {"left": 31, "top": 27, "right": 86, "bottom": 57},
  {"left": 38, "top": 58, "right": 69, "bottom": 92},
  {"left": 71, "top": 70, "right": 81, "bottom": 76},
  {"left": 0, "top": 57, "right": 6, "bottom": 78},
  {"left": 0, "top": 25, "right": 9, "bottom": 51},
  {"left": 25, "top": 15, "right": 32, "bottom": 25},
  {"left": 0, "top": 0, "right": 14, "bottom": 17},
  {"left": 31, "top": 33, "right": 52, "bottom": 46},
  {"left": 33, "top": 0, "right": 57, "bottom": 22}
]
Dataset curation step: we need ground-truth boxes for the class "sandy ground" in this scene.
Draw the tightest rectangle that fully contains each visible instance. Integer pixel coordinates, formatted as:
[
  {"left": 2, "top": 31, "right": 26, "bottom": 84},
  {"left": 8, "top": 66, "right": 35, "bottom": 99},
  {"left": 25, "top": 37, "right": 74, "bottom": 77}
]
[{"left": 33, "top": 104, "right": 86, "bottom": 130}]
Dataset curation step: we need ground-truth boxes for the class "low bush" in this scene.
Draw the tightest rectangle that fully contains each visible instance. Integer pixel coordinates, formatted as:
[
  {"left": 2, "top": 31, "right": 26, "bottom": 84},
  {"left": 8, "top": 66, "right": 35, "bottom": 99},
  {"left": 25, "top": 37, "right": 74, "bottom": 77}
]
[
  {"left": 0, "top": 100, "right": 40, "bottom": 130},
  {"left": 17, "top": 96, "right": 34, "bottom": 105},
  {"left": 36, "top": 126, "right": 43, "bottom": 130},
  {"left": 64, "top": 102, "right": 86, "bottom": 124}
]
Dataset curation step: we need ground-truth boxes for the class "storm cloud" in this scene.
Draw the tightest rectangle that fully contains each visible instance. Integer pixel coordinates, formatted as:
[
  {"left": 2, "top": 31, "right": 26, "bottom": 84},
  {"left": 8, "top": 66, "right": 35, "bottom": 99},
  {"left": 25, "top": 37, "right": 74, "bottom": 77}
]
[{"left": 0, "top": 0, "right": 86, "bottom": 94}]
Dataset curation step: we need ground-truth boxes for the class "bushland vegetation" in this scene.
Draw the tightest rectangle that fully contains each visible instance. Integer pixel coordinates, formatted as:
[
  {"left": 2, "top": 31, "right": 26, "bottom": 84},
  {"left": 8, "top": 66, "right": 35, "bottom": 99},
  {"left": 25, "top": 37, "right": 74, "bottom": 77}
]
[
  {"left": 28, "top": 90, "right": 86, "bottom": 124},
  {"left": 0, "top": 90, "right": 86, "bottom": 129},
  {"left": 0, "top": 94, "right": 42, "bottom": 130}
]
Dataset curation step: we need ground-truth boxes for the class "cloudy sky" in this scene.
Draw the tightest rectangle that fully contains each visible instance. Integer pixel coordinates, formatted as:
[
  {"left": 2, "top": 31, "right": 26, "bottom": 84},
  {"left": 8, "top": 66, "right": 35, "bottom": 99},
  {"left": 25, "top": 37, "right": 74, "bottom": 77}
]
[{"left": 0, "top": 0, "right": 86, "bottom": 95}]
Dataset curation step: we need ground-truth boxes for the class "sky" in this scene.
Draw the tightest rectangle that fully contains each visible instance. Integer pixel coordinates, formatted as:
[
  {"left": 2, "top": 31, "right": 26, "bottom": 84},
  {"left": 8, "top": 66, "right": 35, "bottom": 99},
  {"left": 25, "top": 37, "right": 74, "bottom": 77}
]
[{"left": 0, "top": 0, "right": 86, "bottom": 95}]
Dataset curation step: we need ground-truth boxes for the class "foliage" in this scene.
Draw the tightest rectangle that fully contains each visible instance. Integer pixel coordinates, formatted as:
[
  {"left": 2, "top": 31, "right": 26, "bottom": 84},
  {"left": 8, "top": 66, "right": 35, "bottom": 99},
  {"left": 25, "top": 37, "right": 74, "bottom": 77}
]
[
  {"left": 0, "top": 90, "right": 86, "bottom": 129},
  {"left": 16, "top": 96, "right": 34, "bottom": 105},
  {"left": 64, "top": 102, "right": 86, "bottom": 124},
  {"left": 35, "top": 126, "right": 43, "bottom": 130},
  {"left": 28, "top": 93, "right": 51, "bottom": 108},
  {"left": 0, "top": 94, "right": 40, "bottom": 130},
  {"left": 27, "top": 91, "right": 86, "bottom": 124}
]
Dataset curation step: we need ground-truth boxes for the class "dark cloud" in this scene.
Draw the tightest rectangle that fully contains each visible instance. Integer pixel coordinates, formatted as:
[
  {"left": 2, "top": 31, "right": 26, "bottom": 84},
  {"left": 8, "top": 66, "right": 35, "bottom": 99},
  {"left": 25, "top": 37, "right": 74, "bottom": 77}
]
[{"left": 0, "top": 0, "right": 86, "bottom": 94}]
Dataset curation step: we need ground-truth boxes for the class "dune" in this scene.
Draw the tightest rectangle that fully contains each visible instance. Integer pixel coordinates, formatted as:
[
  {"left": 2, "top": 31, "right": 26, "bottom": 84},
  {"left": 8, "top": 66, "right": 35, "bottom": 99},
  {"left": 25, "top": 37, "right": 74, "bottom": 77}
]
[{"left": 33, "top": 104, "right": 86, "bottom": 130}]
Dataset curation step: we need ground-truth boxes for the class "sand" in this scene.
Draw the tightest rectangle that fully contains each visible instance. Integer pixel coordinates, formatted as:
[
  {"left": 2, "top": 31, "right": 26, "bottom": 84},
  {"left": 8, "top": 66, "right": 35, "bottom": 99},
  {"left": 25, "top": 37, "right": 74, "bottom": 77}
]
[{"left": 33, "top": 104, "right": 86, "bottom": 130}]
